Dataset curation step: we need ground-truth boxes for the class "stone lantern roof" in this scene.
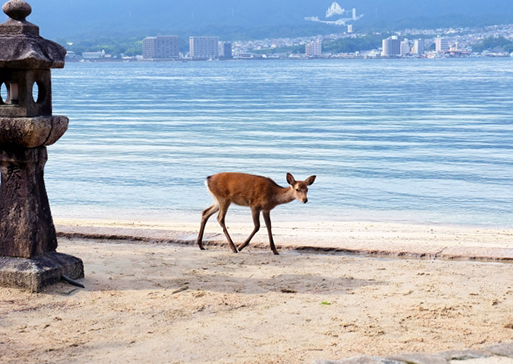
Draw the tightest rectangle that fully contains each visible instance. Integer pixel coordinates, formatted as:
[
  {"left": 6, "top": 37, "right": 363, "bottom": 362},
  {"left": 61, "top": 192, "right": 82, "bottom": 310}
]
[{"left": 0, "top": 0, "right": 66, "bottom": 69}]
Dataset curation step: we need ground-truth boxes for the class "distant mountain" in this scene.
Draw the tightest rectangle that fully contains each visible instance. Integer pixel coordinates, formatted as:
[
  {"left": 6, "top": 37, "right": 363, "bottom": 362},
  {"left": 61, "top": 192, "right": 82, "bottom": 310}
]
[{"left": 6, "top": 0, "right": 513, "bottom": 40}]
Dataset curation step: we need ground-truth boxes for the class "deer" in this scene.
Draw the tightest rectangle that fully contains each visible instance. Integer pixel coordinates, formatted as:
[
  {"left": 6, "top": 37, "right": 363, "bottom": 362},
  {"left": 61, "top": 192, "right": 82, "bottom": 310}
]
[{"left": 197, "top": 172, "right": 316, "bottom": 255}]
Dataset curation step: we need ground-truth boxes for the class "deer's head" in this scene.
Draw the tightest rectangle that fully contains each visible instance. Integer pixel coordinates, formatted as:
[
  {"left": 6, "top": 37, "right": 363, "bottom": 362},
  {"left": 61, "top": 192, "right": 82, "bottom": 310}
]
[{"left": 286, "top": 173, "right": 316, "bottom": 203}]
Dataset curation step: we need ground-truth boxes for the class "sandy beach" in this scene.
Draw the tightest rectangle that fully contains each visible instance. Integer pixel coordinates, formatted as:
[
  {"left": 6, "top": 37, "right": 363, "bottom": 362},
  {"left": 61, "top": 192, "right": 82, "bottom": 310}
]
[
  {"left": 54, "top": 218, "right": 513, "bottom": 260},
  {"left": 2, "top": 219, "right": 513, "bottom": 363}
]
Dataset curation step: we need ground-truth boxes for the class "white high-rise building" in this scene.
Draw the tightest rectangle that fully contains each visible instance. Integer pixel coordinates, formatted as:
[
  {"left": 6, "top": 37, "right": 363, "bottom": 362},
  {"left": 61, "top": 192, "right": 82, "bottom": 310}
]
[
  {"left": 143, "top": 35, "right": 179, "bottom": 59},
  {"left": 413, "top": 39, "right": 425, "bottom": 55},
  {"left": 305, "top": 40, "right": 322, "bottom": 57},
  {"left": 400, "top": 39, "right": 410, "bottom": 55},
  {"left": 381, "top": 36, "right": 401, "bottom": 57},
  {"left": 189, "top": 36, "right": 219, "bottom": 59}
]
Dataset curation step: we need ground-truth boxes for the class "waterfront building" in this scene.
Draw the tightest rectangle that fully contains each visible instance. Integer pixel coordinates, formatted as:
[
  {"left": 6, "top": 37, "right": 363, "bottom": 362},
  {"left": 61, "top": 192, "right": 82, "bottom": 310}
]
[
  {"left": 435, "top": 37, "right": 449, "bottom": 53},
  {"left": 381, "top": 36, "right": 401, "bottom": 57},
  {"left": 347, "top": 24, "right": 353, "bottom": 33},
  {"left": 400, "top": 38, "right": 410, "bottom": 55},
  {"left": 65, "top": 51, "right": 78, "bottom": 60},
  {"left": 142, "top": 37, "right": 156, "bottom": 58},
  {"left": 82, "top": 50, "right": 104, "bottom": 59},
  {"left": 189, "top": 36, "right": 219, "bottom": 59},
  {"left": 413, "top": 39, "right": 425, "bottom": 55},
  {"left": 218, "top": 41, "right": 233, "bottom": 59},
  {"left": 143, "top": 35, "right": 179, "bottom": 59},
  {"left": 305, "top": 40, "right": 322, "bottom": 57}
]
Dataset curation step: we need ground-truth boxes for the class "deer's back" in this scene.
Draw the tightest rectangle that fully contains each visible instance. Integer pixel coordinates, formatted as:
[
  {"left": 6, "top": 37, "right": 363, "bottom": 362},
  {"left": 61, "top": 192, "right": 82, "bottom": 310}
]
[{"left": 207, "top": 172, "right": 282, "bottom": 209}]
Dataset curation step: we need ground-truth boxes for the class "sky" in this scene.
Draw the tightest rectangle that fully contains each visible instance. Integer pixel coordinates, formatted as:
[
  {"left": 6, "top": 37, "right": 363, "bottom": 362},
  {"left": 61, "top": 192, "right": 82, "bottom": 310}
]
[{"left": 3, "top": 0, "right": 513, "bottom": 39}]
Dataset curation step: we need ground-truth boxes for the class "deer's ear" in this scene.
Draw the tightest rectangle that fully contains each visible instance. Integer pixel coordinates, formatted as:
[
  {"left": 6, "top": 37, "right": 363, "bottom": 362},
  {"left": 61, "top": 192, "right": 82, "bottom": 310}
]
[
  {"left": 286, "top": 173, "right": 296, "bottom": 186},
  {"left": 305, "top": 175, "right": 316, "bottom": 186}
]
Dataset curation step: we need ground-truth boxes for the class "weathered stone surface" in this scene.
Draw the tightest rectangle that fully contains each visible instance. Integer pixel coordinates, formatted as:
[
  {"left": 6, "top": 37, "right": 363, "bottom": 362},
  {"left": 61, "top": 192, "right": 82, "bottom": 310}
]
[
  {"left": 2, "top": 0, "right": 31, "bottom": 20},
  {"left": 0, "top": 0, "right": 65, "bottom": 69},
  {"left": 0, "top": 69, "right": 54, "bottom": 116},
  {"left": 0, "top": 1, "right": 82, "bottom": 291},
  {"left": 0, "top": 251, "right": 84, "bottom": 292},
  {"left": 317, "top": 345, "right": 513, "bottom": 364},
  {"left": 315, "top": 357, "right": 401, "bottom": 364},
  {"left": 0, "top": 146, "right": 57, "bottom": 258},
  {"left": 386, "top": 353, "right": 448, "bottom": 364},
  {"left": 486, "top": 343, "right": 513, "bottom": 358},
  {"left": 450, "top": 358, "right": 513, "bottom": 364},
  {"left": 0, "top": 116, "right": 68, "bottom": 147},
  {"left": 0, "top": 37, "right": 66, "bottom": 69},
  {"left": 440, "top": 349, "right": 491, "bottom": 361}
]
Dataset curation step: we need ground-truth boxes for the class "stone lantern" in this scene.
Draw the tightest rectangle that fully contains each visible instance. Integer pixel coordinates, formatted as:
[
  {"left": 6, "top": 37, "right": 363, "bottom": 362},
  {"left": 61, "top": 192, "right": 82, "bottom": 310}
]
[{"left": 0, "top": 0, "right": 83, "bottom": 291}]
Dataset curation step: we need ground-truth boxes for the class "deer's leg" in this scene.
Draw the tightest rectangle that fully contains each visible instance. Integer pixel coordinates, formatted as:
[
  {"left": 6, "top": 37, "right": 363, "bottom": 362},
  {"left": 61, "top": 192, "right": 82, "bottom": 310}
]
[
  {"left": 197, "top": 203, "right": 219, "bottom": 250},
  {"left": 217, "top": 200, "right": 238, "bottom": 253},
  {"left": 238, "top": 208, "right": 261, "bottom": 252},
  {"left": 263, "top": 211, "right": 279, "bottom": 255}
]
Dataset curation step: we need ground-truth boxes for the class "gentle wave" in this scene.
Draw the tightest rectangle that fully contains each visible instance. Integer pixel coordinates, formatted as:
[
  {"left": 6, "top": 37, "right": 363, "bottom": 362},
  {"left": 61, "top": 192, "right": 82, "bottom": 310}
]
[{"left": 45, "top": 59, "right": 513, "bottom": 226}]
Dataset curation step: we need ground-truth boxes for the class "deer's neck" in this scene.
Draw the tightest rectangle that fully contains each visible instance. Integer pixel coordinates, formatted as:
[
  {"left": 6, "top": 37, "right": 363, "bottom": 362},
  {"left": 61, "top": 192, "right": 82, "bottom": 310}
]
[{"left": 274, "top": 186, "right": 295, "bottom": 206}]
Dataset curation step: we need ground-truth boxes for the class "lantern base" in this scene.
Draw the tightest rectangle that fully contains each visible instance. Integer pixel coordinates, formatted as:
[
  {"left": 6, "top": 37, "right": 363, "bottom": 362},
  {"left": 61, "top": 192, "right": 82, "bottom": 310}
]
[{"left": 0, "top": 251, "right": 84, "bottom": 292}]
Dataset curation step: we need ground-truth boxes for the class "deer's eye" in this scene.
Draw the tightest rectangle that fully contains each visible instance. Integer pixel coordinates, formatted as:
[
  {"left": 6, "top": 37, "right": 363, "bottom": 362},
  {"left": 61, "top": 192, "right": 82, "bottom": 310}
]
[{"left": 296, "top": 188, "right": 300, "bottom": 192}]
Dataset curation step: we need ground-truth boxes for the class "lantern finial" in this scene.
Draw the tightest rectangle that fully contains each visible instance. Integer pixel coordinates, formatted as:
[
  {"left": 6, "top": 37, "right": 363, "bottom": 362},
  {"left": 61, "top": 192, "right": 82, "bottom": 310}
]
[{"left": 3, "top": 0, "right": 32, "bottom": 21}]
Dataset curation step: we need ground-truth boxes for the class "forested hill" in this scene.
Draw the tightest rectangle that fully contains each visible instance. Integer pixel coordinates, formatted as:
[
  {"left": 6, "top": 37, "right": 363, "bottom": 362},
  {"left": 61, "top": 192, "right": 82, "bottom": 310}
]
[{"left": 8, "top": 0, "right": 513, "bottom": 40}]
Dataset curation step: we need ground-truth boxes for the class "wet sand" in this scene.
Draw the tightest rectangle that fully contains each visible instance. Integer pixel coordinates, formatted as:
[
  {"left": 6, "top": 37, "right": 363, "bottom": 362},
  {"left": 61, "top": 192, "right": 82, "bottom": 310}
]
[{"left": 55, "top": 218, "right": 513, "bottom": 260}]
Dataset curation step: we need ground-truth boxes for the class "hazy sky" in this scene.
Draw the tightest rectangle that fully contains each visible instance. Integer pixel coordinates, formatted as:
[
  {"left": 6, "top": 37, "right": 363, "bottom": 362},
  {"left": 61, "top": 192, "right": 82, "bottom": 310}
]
[{"left": 5, "top": 0, "right": 513, "bottom": 39}]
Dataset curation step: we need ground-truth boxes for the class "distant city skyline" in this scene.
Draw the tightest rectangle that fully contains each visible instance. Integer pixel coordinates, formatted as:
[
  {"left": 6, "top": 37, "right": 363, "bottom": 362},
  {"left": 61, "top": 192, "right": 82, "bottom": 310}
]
[{"left": 70, "top": 22, "right": 513, "bottom": 62}]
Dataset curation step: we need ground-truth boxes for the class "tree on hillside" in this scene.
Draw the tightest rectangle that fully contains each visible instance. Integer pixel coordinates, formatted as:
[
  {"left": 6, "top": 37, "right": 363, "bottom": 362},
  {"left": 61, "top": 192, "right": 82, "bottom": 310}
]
[
  {"left": 323, "top": 34, "right": 384, "bottom": 54},
  {"left": 473, "top": 36, "right": 513, "bottom": 52}
]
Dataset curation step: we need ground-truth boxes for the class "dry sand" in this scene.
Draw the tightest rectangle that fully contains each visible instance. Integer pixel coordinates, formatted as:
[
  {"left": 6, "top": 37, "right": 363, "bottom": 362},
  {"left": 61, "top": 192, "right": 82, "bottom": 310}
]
[{"left": 2, "top": 220, "right": 513, "bottom": 363}]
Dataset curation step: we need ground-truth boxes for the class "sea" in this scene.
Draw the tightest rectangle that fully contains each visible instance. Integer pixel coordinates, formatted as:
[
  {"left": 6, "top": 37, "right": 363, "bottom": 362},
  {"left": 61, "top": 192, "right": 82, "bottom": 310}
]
[{"left": 46, "top": 58, "right": 513, "bottom": 227}]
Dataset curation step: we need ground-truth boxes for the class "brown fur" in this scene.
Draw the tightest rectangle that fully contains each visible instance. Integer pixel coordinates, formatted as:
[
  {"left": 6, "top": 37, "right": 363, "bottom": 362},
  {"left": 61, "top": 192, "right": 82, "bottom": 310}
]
[{"left": 197, "top": 172, "right": 316, "bottom": 255}]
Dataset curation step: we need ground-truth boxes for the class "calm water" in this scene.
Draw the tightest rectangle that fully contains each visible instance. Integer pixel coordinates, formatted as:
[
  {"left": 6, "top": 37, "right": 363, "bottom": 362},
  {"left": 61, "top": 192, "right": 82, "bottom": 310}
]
[{"left": 46, "top": 58, "right": 513, "bottom": 226}]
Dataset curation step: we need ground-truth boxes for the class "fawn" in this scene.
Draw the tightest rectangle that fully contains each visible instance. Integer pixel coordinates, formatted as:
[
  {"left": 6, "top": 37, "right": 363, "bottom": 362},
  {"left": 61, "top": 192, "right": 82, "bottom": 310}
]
[{"left": 197, "top": 172, "right": 316, "bottom": 255}]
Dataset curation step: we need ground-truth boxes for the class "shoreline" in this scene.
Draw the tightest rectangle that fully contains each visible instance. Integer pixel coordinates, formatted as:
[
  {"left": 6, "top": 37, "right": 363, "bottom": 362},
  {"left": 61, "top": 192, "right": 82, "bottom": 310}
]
[
  {"left": 50, "top": 203, "right": 513, "bottom": 231},
  {"left": 54, "top": 218, "right": 513, "bottom": 262}
]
